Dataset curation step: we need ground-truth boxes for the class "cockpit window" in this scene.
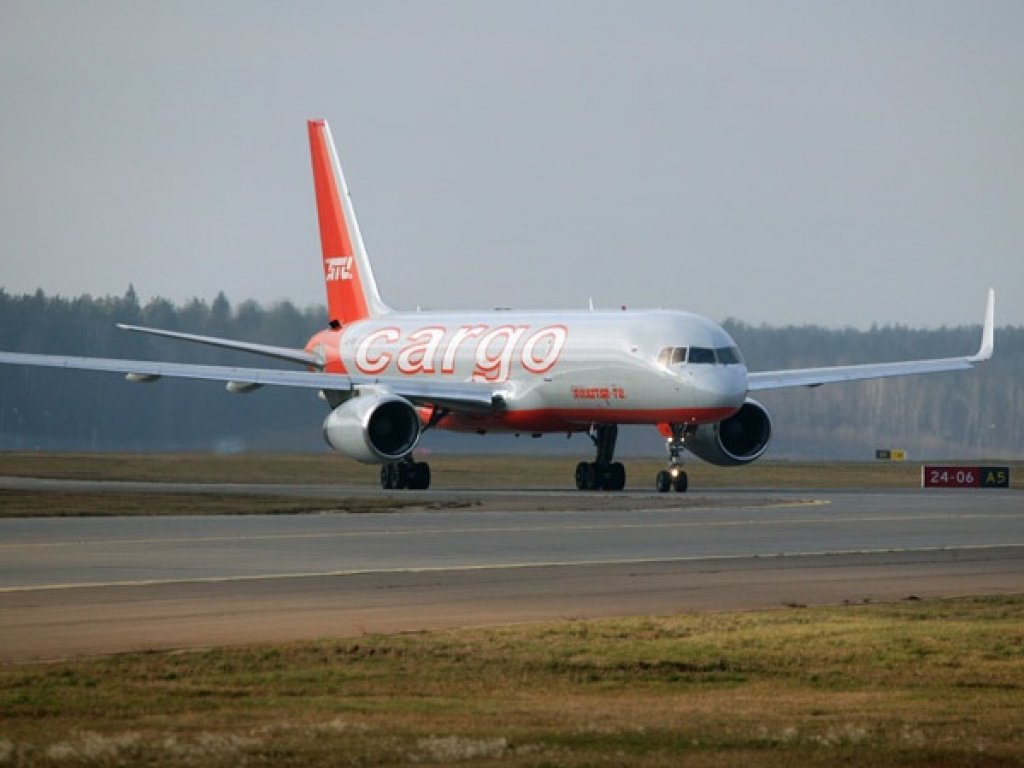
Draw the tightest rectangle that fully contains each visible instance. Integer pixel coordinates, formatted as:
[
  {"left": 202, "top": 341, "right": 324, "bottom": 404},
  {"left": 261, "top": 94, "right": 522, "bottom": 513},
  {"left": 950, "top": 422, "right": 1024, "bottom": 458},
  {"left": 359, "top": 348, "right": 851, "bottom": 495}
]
[
  {"left": 658, "top": 347, "right": 688, "bottom": 366},
  {"left": 716, "top": 346, "right": 743, "bottom": 365},
  {"left": 659, "top": 345, "right": 743, "bottom": 366},
  {"left": 689, "top": 347, "right": 716, "bottom": 364}
]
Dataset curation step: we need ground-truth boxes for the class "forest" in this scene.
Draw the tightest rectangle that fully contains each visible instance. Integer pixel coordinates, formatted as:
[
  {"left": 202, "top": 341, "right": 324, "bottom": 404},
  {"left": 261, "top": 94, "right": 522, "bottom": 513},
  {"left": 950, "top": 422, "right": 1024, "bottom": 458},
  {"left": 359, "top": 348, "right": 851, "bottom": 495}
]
[{"left": 1, "top": 288, "right": 1020, "bottom": 460}]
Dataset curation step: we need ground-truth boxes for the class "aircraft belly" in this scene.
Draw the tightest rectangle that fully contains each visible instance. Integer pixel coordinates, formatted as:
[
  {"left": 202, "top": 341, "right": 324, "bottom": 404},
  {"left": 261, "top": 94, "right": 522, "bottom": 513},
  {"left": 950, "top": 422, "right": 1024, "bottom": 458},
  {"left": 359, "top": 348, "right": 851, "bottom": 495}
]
[{"left": 436, "top": 364, "right": 712, "bottom": 433}]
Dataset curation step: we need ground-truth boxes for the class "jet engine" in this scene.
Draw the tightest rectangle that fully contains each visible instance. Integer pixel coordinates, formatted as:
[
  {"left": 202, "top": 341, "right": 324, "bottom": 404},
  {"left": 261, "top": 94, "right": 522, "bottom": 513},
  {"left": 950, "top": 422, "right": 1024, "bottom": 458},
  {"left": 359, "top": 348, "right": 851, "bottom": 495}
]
[
  {"left": 322, "top": 393, "right": 421, "bottom": 463},
  {"left": 685, "top": 399, "right": 772, "bottom": 466}
]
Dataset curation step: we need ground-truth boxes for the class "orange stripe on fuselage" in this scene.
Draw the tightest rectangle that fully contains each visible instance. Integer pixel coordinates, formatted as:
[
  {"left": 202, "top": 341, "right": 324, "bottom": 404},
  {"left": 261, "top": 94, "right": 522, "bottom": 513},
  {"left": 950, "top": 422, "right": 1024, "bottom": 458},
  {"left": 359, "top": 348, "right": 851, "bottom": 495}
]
[
  {"left": 304, "top": 328, "right": 347, "bottom": 374},
  {"left": 308, "top": 120, "right": 369, "bottom": 325},
  {"left": 435, "top": 406, "right": 739, "bottom": 434}
]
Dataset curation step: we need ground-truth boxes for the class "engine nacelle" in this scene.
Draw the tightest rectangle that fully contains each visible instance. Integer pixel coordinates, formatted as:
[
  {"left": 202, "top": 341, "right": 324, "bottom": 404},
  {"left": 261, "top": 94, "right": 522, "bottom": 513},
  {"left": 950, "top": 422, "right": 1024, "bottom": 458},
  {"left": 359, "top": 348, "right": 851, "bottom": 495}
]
[
  {"left": 322, "top": 393, "right": 421, "bottom": 463},
  {"left": 686, "top": 398, "right": 772, "bottom": 467}
]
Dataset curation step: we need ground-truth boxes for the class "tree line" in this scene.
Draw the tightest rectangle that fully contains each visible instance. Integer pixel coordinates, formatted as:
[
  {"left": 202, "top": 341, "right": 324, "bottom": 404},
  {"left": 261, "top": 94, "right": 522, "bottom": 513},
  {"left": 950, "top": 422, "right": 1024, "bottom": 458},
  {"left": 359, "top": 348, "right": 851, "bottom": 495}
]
[
  {"left": 722, "top": 319, "right": 1023, "bottom": 459},
  {"left": 0, "top": 288, "right": 1020, "bottom": 459}
]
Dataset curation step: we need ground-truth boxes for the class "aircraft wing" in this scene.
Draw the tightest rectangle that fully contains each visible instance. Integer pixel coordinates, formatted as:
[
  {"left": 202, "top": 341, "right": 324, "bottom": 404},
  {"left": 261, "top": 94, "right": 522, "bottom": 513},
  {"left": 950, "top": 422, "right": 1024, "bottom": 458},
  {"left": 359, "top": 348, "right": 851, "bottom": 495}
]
[
  {"left": 116, "top": 323, "right": 321, "bottom": 367},
  {"left": 747, "top": 289, "right": 995, "bottom": 392},
  {"left": 355, "top": 377, "right": 503, "bottom": 413},
  {"left": 0, "top": 351, "right": 500, "bottom": 411},
  {"left": 0, "top": 351, "right": 353, "bottom": 390}
]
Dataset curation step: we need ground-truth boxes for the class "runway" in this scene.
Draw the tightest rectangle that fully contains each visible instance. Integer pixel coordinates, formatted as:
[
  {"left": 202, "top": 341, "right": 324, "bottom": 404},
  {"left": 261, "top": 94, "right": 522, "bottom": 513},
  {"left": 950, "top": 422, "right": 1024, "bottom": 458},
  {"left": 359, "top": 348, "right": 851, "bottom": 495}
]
[{"left": 1, "top": 485, "right": 1022, "bottom": 661}]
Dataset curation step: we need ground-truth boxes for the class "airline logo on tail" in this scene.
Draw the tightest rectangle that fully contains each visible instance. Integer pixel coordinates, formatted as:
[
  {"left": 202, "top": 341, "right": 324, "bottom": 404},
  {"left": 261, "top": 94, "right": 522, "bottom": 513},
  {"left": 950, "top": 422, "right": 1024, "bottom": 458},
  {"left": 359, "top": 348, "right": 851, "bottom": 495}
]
[
  {"left": 308, "top": 120, "right": 389, "bottom": 327},
  {"left": 326, "top": 256, "right": 354, "bottom": 282}
]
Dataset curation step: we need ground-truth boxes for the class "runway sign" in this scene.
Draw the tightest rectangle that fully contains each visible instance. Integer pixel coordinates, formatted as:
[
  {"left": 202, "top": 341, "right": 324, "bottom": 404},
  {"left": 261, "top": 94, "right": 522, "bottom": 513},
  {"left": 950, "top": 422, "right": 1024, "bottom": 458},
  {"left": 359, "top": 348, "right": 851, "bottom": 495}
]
[
  {"left": 876, "top": 449, "right": 907, "bottom": 461},
  {"left": 922, "top": 466, "right": 1010, "bottom": 489}
]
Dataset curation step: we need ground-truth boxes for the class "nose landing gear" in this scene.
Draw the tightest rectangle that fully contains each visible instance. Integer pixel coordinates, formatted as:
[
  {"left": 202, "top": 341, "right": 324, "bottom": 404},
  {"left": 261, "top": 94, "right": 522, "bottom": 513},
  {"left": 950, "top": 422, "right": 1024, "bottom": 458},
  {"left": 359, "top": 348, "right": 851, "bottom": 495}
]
[
  {"left": 656, "top": 465, "right": 688, "bottom": 493},
  {"left": 656, "top": 423, "right": 692, "bottom": 493},
  {"left": 575, "top": 424, "right": 626, "bottom": 490}
]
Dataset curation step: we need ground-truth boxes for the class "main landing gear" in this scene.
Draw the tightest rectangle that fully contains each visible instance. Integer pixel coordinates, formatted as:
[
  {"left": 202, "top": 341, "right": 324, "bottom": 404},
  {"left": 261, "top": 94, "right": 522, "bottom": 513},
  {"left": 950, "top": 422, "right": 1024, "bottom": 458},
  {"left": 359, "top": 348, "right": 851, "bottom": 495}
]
[
  {"left": 656, "top": 423, "right": 691, "bottom": 493},
  {"left": 380, "top": 406, "right": 448, "bottom": 491},
  {"left": 575, "top": 424, "right": 626, "bottom": 491},
  {"left": 381, "top": 459, "right": 431, "bottom": 490}
]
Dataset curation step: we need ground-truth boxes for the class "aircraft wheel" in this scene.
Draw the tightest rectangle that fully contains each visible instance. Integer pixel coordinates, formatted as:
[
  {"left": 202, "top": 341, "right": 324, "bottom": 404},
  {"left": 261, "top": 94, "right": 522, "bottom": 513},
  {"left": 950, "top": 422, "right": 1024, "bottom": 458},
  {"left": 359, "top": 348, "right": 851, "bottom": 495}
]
[
  {"left": 408, "top": 461, "right": 431, "bottom": 490},
  {"left": 575, "top": 461, "right": 598, "bottom": 490},
  {"left": 672, "top": 470, "right": 688, "bottom": 493},
  {"left": 392, "top": 462, "right": 408, "bottom": 490},
  {"left": 574, "top": 461, "right": 588, "bottom": 490},
  {"left": 381, "top": 464, "right": 395, "bottom": 490},
  {"left": 655, "top": 470, "right": 671, "bottom": 493},
  {"left": 608, "top": 462, "right": 626, "bottom": 491}
]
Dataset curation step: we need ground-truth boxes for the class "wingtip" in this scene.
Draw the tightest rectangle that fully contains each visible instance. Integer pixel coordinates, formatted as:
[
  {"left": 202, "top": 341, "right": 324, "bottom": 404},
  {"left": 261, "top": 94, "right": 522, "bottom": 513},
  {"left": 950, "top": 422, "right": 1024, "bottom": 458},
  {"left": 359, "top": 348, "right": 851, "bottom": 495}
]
[{"left": 969, "top": 288, "right": 995, "bottom": 363}]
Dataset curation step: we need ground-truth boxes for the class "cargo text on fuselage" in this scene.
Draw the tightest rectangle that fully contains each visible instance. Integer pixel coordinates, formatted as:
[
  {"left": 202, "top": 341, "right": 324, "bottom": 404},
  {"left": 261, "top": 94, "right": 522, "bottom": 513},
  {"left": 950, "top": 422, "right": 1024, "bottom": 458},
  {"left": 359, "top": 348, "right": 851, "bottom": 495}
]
[{"left": 342, "top": 322, "right": 569, "bottom": 382}]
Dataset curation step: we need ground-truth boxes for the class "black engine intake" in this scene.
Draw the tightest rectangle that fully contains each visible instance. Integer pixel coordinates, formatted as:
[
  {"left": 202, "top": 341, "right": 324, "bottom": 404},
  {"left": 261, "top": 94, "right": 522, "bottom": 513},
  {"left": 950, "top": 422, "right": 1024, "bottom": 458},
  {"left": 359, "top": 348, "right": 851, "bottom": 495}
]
[{"left": 685, "top": 399, "right": 772, "bottom": 466}]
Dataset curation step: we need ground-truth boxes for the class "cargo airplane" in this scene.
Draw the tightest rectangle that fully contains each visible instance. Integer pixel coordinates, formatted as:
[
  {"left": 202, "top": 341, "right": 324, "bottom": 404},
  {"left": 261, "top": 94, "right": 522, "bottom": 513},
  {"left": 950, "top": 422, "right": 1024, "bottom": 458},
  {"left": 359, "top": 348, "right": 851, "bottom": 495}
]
[{"left": 0, "top": 120, "right": 996, "bottom": 492}]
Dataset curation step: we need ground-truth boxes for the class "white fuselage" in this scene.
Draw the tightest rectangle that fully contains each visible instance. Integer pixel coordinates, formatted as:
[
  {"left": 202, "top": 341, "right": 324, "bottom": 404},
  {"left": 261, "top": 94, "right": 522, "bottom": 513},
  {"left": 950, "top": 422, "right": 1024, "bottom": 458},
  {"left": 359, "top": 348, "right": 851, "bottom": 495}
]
[{"left": 323, "top": 308, "right": 749, "bottom": 433}]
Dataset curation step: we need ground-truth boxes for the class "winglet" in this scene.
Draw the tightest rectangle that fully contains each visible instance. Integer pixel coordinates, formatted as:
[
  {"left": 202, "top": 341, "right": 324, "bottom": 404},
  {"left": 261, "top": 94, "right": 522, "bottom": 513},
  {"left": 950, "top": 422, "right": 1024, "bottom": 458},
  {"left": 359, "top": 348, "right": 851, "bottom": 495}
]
[
  {"left": 969, "top": 288, "right": 995, "bottom": 363},
  {"left": 308, "top": 119, "right": 390, "bottom": 328}
]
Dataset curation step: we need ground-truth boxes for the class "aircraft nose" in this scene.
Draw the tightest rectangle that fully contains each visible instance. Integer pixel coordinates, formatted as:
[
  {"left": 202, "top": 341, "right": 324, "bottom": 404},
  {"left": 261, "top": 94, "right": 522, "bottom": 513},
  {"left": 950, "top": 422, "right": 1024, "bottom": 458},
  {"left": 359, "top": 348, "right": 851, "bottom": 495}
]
[{"left": 691, "top": 366, "right": 748, "bottom": 409}]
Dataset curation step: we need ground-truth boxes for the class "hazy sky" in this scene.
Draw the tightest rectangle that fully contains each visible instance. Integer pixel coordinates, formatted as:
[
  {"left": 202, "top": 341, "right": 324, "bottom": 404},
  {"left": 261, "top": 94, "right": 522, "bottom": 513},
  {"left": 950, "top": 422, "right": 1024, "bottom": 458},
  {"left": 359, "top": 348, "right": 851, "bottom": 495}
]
[{"left": 1, "top": 1, "right": 1021, "bottom": 328}]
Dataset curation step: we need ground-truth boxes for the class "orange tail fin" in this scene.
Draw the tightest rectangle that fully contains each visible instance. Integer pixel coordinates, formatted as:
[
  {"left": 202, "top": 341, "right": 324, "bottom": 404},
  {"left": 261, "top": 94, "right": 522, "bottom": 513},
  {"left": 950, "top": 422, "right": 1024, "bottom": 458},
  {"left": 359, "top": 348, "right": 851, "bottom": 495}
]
[{"left": 308, "top": 120, "right": 389, "bottom": 327}]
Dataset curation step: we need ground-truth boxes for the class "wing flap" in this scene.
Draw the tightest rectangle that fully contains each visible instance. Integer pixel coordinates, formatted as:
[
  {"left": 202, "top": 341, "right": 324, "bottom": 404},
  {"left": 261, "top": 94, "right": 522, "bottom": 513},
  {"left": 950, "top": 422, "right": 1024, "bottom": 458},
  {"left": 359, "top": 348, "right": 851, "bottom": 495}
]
[
  {"left": 0, "top": 350, "right": 501, "bottom": 411},
  {"left": 352, "top": 378, "right": 500, "bottom": 412}
]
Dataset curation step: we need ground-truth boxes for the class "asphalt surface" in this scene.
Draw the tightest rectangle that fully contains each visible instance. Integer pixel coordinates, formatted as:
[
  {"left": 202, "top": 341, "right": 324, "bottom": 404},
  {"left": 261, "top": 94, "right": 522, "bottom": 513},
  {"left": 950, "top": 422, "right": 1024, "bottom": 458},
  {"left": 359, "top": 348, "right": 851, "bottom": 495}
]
[{"left": 1, "top": 484, "right": 1022, "bottom": 661}]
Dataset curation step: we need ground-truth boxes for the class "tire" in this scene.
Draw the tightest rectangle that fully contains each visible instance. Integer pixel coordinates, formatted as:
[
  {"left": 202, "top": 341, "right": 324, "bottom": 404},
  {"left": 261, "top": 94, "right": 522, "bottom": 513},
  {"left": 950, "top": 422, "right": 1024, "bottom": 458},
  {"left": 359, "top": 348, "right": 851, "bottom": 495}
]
[
  {"left": 575, "top": 461, "right": 589, "bottom": 490},
  {"left": 380, "top": 464, "right": 395, "bottom": 490},
  {"left": 575, "top": 461, "right": 598, "bottom": 490},
  {"left": 673, "top": 471, "right": 688, "bottom": 493},
  {"left": 575, "top": 461, "right": 598, "bottom": 491},
  {"left": 655, "top": 470, "right": 671, "bottom": 493},
  {"left": 608, "top": 462, "right": 626, "bottom": 491},
  {"left": 393, "top": 462, "right": 408, "bottom": 490},
  {"left": 408, "top": 461, "right": 431, "bottom": 490}
]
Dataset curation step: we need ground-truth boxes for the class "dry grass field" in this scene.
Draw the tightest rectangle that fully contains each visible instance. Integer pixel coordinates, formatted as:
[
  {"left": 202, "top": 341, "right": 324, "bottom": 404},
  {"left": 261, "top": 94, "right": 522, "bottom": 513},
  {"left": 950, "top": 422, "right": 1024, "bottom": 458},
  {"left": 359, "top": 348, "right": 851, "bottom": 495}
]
[
  {"left": 2, "top": 451, "right": 1020, "bottom": 490},
  {"left": 1, "top": 596, "right": 1022, "bottom": 767}
]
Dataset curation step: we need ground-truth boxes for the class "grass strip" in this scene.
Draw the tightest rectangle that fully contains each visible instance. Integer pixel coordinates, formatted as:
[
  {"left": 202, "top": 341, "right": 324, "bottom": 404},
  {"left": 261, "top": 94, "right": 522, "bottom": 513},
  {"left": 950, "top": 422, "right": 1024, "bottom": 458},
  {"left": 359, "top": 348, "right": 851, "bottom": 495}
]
[
  {"left": 3, "top": 452, "right": 1021, "bottom": 489},
  {"left": 0, "top": 595, "right": 1022, "bottom": 766},
  {"left": 0, "top": 489, "right": 434, "bottom": 517}
]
